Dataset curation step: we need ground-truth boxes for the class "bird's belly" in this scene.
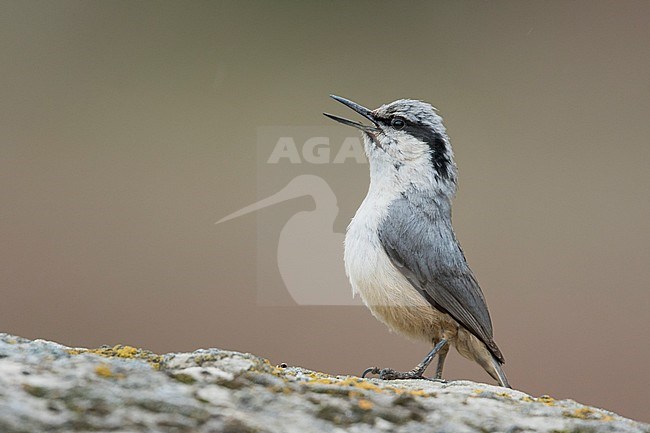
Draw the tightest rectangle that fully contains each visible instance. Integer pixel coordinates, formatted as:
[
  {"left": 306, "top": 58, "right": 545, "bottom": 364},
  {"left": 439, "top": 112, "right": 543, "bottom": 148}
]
[{"left": 345, "top": 227, "right": 458, "bottom": 343}]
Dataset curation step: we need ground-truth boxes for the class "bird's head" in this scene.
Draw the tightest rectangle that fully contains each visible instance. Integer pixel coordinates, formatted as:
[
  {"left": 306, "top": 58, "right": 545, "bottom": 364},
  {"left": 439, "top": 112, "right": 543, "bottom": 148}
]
[{"left": 324, "top": 95, "right": 457, "bottom": 192}]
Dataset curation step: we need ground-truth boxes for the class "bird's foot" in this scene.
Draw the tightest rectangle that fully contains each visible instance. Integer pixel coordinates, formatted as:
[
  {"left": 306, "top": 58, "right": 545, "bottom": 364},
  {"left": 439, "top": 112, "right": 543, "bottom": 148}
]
[{"left": 361, "top": 366, "right": 445, "bottom": 382}]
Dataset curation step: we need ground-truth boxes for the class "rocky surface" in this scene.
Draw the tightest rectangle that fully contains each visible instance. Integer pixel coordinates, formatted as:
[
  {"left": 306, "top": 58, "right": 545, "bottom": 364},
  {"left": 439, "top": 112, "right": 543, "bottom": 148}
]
[{"left": 0, "top": 333, "right": 647, "bottom": 433}]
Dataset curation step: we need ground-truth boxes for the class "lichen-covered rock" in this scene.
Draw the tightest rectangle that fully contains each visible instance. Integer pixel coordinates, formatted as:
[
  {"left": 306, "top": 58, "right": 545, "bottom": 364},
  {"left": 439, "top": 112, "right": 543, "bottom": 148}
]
[{"left": 0, "top": 334, "right": 647, "bottom": 433}]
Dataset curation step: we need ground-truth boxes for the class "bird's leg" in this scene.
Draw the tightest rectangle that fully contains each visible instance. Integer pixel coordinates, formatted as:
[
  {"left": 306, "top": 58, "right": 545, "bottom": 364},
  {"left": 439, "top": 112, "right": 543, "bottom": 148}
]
[
  {"left": 434, "top": 341, "right": 450, "bottom": 380},
  {"left": 362, "top": 339, "right": 448, "bottom": 380}
]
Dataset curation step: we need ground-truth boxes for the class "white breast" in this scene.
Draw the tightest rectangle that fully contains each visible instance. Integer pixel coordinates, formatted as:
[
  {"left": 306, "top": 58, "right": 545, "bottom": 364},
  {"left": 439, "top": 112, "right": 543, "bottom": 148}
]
[
  {"left": 345, "top": 193, "right": 453, "bottom": 343},
  {"left": 344, "top": 166, "right": 434, "bottom": 311}
]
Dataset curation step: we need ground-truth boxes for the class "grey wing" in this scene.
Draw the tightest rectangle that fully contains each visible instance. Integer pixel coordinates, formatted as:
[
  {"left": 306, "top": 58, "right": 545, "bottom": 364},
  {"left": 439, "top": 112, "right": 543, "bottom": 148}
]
[{"left": 378, "top": 197, "right": 504, "bottom": 363}]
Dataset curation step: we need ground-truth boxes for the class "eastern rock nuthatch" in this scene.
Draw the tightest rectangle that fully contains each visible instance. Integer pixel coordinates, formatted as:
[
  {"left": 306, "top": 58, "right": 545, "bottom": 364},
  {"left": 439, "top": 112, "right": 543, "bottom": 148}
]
[{"left": 325, "top": 95, "right": 510, "bottom": 387}]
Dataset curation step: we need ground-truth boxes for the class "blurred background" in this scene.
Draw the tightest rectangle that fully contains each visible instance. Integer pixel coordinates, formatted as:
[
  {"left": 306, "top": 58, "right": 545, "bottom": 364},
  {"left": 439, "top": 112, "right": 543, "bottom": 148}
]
[{"left": 1, "top": 0, "right": 649, "bottom": 422}]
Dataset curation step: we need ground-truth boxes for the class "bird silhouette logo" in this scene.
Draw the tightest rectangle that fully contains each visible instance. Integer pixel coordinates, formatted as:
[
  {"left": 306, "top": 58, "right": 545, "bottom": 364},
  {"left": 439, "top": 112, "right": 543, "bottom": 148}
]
[{"left": 217, "top": 174, "right": 360, "bottom": 306}]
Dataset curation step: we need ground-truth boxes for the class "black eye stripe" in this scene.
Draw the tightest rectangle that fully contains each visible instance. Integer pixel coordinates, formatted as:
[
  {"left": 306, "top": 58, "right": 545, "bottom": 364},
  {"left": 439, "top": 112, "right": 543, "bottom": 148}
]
[
  {"left": 379, "top": 115, "right": 451, "bottom": 181},
  {"left": 378, "top": 116, "right": 420, "bottom": 130}
]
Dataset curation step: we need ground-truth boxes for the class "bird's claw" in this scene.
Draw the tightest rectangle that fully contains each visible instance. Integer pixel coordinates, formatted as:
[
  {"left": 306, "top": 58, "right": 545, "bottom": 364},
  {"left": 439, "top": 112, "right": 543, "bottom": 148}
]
[
  {"left": 361, "top": 366, "right": 443, "bottom": 381},
  {"left": 379, "top": 368, "right": 410, "bottom": 380},
  {"left": 361, "top": 367, "right": 381, "bottom": 378}
]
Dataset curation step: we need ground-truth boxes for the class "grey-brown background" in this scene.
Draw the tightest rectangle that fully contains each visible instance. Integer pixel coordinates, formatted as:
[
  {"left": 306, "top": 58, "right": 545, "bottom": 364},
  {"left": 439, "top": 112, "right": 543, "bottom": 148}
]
[{"left": 1, "top": 0, "right": 649, "bottom": 422}]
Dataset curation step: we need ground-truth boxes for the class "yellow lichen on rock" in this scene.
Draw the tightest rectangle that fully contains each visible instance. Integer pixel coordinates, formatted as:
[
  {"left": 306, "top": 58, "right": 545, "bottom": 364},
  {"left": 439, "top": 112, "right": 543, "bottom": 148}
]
[
  {"left": 336, "top": 377, "right": 383, "bottom": 392},
  {"left": 357, "top": 399, "right": 374, "bottom": 410},
  {"left": 564, "top": 407, "right": 614, "bottom": 422},
  {"left": 520, "top": 395, "right": 556, "bottom": 406},
  {"left": 114, "top": 345, "right": 138, "bottom": 358},
  {"left": 67, "top": 344, "right": 163, "bottom": 370},
  {"left": 95, "top": 364, "right": 114, "bottom": 378},
  {"left": 536, "top": 395, "right": 556, "bottom": 406},
  {"left": 406, "top": 389, "right": 435, "bottom": 398},
  {"left": 572, "top": 408, "right": 595, "bottom": 419}
]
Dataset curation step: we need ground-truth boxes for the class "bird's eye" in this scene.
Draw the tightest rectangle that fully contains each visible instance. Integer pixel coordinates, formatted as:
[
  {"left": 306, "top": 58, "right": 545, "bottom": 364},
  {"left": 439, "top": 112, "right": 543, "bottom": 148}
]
[{"left": 391, "top": 117, "right": 405, "bottom": 129}]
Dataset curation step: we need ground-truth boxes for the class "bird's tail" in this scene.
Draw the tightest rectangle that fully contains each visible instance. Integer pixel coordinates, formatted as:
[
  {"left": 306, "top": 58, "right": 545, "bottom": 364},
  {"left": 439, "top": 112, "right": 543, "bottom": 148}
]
[
  {"left": 488, "top": 355, "right": 510, "bottom": 388},
  {"left": 457, "top": 334, "right": 511, "bottom": 388}
]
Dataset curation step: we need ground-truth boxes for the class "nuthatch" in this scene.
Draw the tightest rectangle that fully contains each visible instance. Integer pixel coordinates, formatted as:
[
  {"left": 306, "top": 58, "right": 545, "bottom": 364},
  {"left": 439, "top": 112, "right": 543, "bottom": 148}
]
[{"left": 324, "top": 95, "right": 510, "bottom": 387}]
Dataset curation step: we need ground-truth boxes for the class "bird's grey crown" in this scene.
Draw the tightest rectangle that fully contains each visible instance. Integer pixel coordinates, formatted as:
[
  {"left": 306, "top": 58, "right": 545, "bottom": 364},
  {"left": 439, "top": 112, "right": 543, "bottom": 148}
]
[{"left": 375, "top": 99, "right": 443, "bottom": 130}]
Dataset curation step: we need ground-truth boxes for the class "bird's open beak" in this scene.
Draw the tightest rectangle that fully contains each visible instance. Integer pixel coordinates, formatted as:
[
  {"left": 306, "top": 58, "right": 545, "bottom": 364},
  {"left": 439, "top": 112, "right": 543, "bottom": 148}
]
[{"left": 323, "top": 95, "right": 380, "bottom": 133}]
